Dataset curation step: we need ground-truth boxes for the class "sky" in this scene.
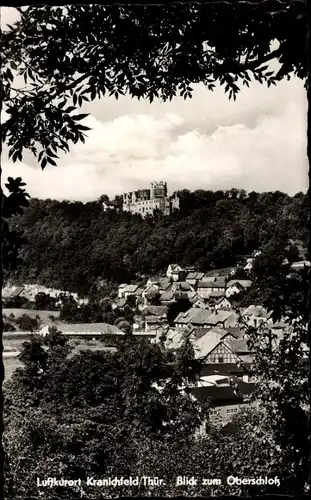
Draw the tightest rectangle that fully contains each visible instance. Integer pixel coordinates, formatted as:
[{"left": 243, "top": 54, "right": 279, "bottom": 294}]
[{"left": 1, "top": 7, "right": 308, "bottom": 202}]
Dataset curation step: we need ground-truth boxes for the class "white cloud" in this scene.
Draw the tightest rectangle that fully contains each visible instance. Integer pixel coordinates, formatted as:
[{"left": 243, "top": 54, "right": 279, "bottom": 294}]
[{"left": 1, "top": 6, "right": 307, "bottom": 202}]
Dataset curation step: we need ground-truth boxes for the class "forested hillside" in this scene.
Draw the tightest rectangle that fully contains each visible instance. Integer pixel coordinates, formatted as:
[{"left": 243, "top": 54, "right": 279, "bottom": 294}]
[{"left": 7, "top": 189, "right": 308, "bottom": 296}]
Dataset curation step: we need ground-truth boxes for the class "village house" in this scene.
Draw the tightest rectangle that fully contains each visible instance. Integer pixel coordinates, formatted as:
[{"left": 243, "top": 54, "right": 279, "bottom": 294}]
[
  {"left": 243, "top": 257, "right": 254, "bottom": 272},
  {"left": 191, "top": 296, "right": 206, "bottom": 309},
  {"left": 191, "top": 381, "right": 256, "bottom": 430},
  {"left": 146, "top": 276, "right": 172, "bottom": 291},
  {"left": 241, "top": 305, "right": 271, "bottom": 328},
  {"left": 111, "top": 297, "right": 128, "bottom": 310},
  {"left": 225, "top": 279, "right": 252, "bottom": 298},
  {"left": 197, "top": 277, "right": 226, "bottom": 299},
  {"left": 174, "top": 308, "right": 213, "bottom": 329},
  {"left": 185, "top": 272, "right": 205, "bottom": 288},
  {"left": 205, "top": 310, "right": 239, "bottom": 328},
  {"left": 144, "top": 315, "right": 167, "bottom": 332},
  {"left": 118, "top": 283, "right": 143, "bottom": 299},
  {"left": 171, "top": 281, "right": 195, "bottom": 295},
  {"left": 159, "top": 289, "right": 176, "bottom": 305},
  {"left": 194, "top": 331, "right": 238, "bottom": 363},
  {"left": 202, "top": 268, "right": 236, "bottom": 281},
  {"left": 166, "top": 264, "right": 184, "bottom": 281},
  {"left": 213, "top": 296, "right": 232, "bottom": 311},
  {"left": 39, "top": 322, "right": 124, "bottom": 339}
]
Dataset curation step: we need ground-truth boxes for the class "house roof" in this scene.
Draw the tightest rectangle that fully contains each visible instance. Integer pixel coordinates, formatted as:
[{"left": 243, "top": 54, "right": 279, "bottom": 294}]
[
  {"left": 174, "top": 308, "right": 213, "bottom": 326},
  {"left": 209, "top": 291, "right": 226, "bottom": 298},
  {"left": 157, "top": 278, "right": 172, "bottom": 290},
  {"left": 225, "top": 338, "right": 251, "bottom": 354},
  {"left": 160, "top": 290, "right": 175, "bottom": 302},
  {"left": 168, "top": 264, "right": 181, "bottom": 271},
  {"left": 187, "top": 326, "right": 210, "bottom": 339},
  {"left": 224, "top": 312, "right": 240, "bottom": 327},
  {"left": 215, "top": 296, "right": 230, "bottom": 305},
  {"left": 41, "top": 322, "right": 123, "bottom": 335},
  {"left": 226, "top": 327, "right": 245, "bottom": 339},
  {"left": 2, "top": 286, "right": 25, "bottom": 299},
  {"left": 227, "top": 279, "right": 252, "bottom": 289},
  {"left": 164, "top": 328, "right": 185, "bottom": 350},
  {"left": 115, "top": 297, "right": 127, "bottom": 308},
  {"left": 190, "top": 381, "right": 256, "bottom": 403},
  {"left": 205, "top": 310, "right": 232, "bottom": 326},
  {"left": 194, "top": 331, "right": 224, "bottom": 359},
  {"left": 198, "top": 281, "right": 226, "bottom": 289},
  {"left": 204, "top": 268, "right": 234, "bottom": 277},
  {"left": 144, "top": 285, "right": 160, "bottom": 297},
  {"left": 145, "top": 305, "right": 168, "bottom": 317},
  {"left": 200, "top": 363, "right": 251, "bottom": 377},
  {"left": 174, "top": 281, "right": 194, "bottom": 291},
  {"left": 207, "top": 326, "right": 231, "bottom": 338},
  {"left": 242, "top": 305, "right": 267, "bottom": 317},
  {"left": 145, "top": 315, "right": 163, "bottom": 323},
  {"left": 123, "top": 284, "right": 139, "bottom": 293},
  {"left": 186, "top": 272, "right": 205, "bottom": 280}
]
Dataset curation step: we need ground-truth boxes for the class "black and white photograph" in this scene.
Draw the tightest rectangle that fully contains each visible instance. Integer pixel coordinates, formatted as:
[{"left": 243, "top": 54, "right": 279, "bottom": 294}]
[{"left": 1, "top": 2, "right": 310, "bottom": 498}]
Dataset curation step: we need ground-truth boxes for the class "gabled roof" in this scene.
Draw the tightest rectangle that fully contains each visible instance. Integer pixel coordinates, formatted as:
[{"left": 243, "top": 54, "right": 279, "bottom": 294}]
[
  {"left": 206, "top": 310, "right": 232, "bottom": 325},
  {"left": 168, "top": 264, "right": 182, "bottom": 271},
  {"left": 194, "top": 331, "right": 224, "bottom": 359},
  {"left": 225, "top": 338, "right": 251, "bottom": 354},
  {"left": 242, "top": 305, "right": 267, "bottom": 317},
  {"left": 215, "top": 296, "right": 230, "bottom": 305},
  {"left": 157, "top": 277, "right": 172, "bottom": 290},
  {"left": 190, "top": 381, "right": 255, "bottom": 403},
  {"left": 160, "top": 290, "right": 175, "bottom": 301},
  {"left": 174, "top": 281, "right": 194, "bottom": 291},
  {"left": 186, "top": 272, "right": 205, "bottom": 281},
  {"left": 174, "top": 308, "right": 213, "bottom": 325}
]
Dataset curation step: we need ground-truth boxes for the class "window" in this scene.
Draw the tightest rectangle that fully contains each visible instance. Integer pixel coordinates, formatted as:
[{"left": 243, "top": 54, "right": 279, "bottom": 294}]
[{"left": 218, "top": 356, "right": 224, "bottom": 363}]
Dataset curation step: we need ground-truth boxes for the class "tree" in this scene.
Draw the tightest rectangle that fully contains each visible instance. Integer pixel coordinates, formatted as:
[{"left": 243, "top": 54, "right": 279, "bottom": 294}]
[
  {"left": 34, "top": 292, "right": 56, "bottom": 310},
  {"left": 167, "top": 298, "right": 192, "bottom": 326},
  {"left": 15, "top": 314, "right": 41, "bottom": 332},
  {"left": 1, "top": 4, "right": 310, "bottom": 496},
  {"left": 126, "top": 295, "right": 136, "bottom": 309},
  {"left": 3, "top": 332, "right": 208, "bottom": 498}
]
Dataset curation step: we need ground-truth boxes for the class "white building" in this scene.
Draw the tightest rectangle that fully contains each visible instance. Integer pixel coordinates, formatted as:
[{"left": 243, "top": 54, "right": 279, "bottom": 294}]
[{"left": 122, "top": 181, "right": 179, "bottom": 217}]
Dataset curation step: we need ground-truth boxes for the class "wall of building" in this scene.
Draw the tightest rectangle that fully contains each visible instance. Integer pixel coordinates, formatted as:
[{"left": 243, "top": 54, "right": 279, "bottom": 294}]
[{"left": 122, "top": 182, "right": 179, "bottom": 217}]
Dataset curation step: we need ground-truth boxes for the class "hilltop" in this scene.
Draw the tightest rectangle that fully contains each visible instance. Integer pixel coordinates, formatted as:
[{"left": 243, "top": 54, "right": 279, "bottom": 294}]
[{"left": 6, "top": 188, "right": 308, "bottom": 297}]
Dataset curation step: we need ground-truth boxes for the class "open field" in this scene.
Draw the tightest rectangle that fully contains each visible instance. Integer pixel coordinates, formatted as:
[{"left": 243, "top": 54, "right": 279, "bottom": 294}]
[{"left": 3, "top": 336, "right": 116, "bottom": 380}]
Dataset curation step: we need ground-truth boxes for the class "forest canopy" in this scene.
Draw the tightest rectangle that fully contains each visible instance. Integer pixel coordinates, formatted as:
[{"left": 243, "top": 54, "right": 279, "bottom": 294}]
[{"left": 6, "top": 188, "right": 308, "bottom": 296}]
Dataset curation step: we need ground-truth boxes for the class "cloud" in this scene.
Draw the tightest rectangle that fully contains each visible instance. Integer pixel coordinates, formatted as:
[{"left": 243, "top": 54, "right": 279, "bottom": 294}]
[{"left": 2, "top": 74, "right": 307, "bottom": 201}]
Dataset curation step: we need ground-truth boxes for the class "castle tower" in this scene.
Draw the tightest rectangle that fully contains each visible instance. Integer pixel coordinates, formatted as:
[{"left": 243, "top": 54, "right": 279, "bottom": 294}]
[{"left": 150, "top": 181, "right": 167, "bottom": 200}]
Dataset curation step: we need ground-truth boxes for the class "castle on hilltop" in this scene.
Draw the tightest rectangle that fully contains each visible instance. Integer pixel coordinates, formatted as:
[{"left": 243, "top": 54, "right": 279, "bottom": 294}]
[{"left": 122, "top": 181, "right": 179, "bottom": 217}]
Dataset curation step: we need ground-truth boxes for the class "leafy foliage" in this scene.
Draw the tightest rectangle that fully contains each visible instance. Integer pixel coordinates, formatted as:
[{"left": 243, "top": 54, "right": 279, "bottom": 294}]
[
  {"left": 4, "top": 331, "right": 209, "bottom": 498},
  {"left": 6, "top": 190, "right": 308, "bottom": 297},
  {"left": 1, "top": 4, "right": 307, "bottom": 168}
]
